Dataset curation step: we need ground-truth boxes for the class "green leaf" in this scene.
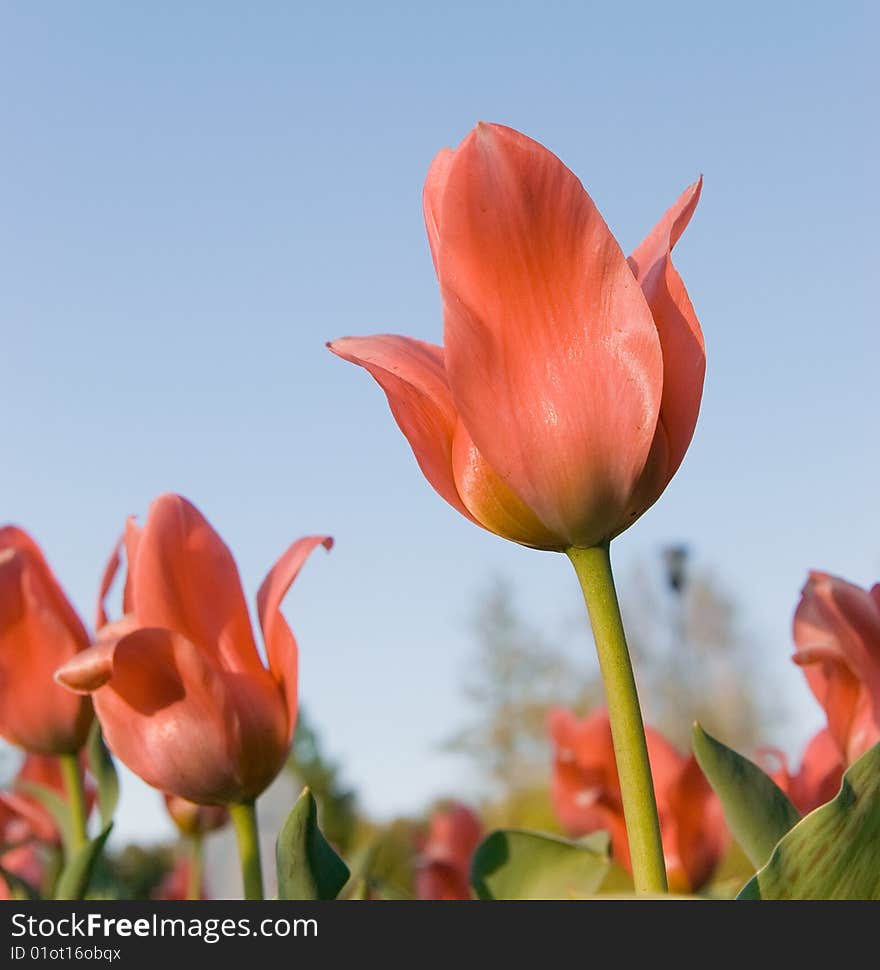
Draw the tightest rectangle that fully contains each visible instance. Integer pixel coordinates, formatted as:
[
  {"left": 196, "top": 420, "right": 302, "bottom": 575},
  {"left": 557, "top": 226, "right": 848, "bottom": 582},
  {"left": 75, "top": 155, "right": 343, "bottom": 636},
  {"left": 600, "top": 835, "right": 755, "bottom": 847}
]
[
  {"left": 86, "top": 722, "right": 119, "bottom": 828},
  {"left": 16, "top": 780, "right": 74, "bottom": 854},
  {"left": 470, "top": 829, "right": 611, "bottom": 900},
  {"left": 54, "top": 824, "right": 113, "bottom": 901},
  {"left": 692, "top": 722, "right": 800, "bottom": 868},
  {"left": 738, "top": 742, "right": 880, "bottom": 900},
  {"left": 276, "top": 788, "right": 350, "bottom": 900}
]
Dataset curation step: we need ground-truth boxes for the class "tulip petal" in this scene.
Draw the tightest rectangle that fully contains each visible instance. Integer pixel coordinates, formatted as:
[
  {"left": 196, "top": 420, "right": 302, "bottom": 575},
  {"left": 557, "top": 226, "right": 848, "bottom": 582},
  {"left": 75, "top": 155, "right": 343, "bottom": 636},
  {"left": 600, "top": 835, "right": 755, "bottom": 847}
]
[
  {"left": 451, "top": 418, "right": 562, "bottom": 548},
  {"left": 328, "top": 335, "right": 479, "bottom": 524},
  {"left": 130, "top": 495, "right": 263, "bottom": 676},
  {"left": 0, "top": 540, "right": 92, "bottom": 754},
  {"left": 628, "top": 179, "right": 705, "bottom": 483},
  {"left": 78, "top": 628, "right": 287, "bottom": 804},
  {"left": 95, "top": 520, "right": 142, "bottom": 630},
  {"left": 423, "top": 147, "right": 454, "bottom": 273},
  {"left": 256, "top": 535, "right": 333, "bottom": 744},
  {"left": 436, "top": 123, "right": 663, "bottom": 546},
  {"left": 666, "top": 756, "right": 727, "bottom": 893},
  {"left": 793, "top": 571, "right": 880, "bottom": 761},
  {"left": 95, "top": 538, "right": 121, "bottom": 631}
]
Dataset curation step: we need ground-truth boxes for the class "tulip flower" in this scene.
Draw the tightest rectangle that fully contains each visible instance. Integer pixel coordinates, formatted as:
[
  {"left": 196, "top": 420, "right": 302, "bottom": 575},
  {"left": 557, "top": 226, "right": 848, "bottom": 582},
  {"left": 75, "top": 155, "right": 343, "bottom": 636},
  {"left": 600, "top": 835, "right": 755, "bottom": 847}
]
[
  {"left": 56, "top": 493, "right": 332, "bottom": 899},
  {"left": 0, "top": 527, "right": 93, "bottom": 756},
  {"left": 416, "top": 803, "right": 482, "bottom": 901},
  {"left": 0, "top": 799, "right": 45, "bottom": 899},
  {"left": 1, "top": 753, "right": 94, "bottom": 846},
  {"left": 758, "top": 729, "right": 844, "bottom": 815},
  {"left": 792, "top": 571, "right": 880, "bottom": 765},
  {"left": 0, "top": 527, "right": 95, "bottom": 852},
  {"left": 163, "top": 793, "right": 228, "bottom": 901},
  {"left": 549, "top": 708, "right": 727, "bottom": 893},
  {"left": 0, "top": 752, "right": 95, "bottom": 897},
  {"left": 164, "top": 793, "right": 228, "bottom": 838},
  {"left": 330, "top": 122, "right": 705, "bottom": 892}
]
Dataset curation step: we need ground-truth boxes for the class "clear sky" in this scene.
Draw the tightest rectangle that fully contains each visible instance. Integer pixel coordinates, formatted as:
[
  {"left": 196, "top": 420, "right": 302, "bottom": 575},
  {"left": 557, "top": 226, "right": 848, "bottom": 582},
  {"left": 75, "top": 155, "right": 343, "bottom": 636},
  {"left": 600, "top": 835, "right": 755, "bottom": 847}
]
[{"left": 1, "top": 1, "right": 876, "bottom": 842}]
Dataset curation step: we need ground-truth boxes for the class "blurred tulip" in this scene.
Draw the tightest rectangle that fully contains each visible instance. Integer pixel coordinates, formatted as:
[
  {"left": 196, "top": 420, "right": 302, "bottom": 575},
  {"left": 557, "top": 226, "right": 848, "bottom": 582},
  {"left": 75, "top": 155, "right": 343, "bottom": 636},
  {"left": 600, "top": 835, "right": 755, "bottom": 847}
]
[
  {"left": 56, "top": 493, "right": 332, "bottom": 806},
  {"left": 1, "top": 753, "right": 93, "bottom": 845},
  {"left": 549, "top": 708, "right": 727, "bottom": 893},
  {"left": 759, "top": 729, "right": 844, "bottom": 815},
  {"left": 330, "top": 122, "right": 704, "bottom": 550},
  {"left": 164, "top": 793, "right": 228, "bottom": 837},
  {"left": 792, "top": 571, "right": 880, "bottom": 764},
  {"left": 0, "top": 527, "right": 93, "bottom": 754},
  {"left": 416, "top": 803, "right": 482, "bottom": 900}
]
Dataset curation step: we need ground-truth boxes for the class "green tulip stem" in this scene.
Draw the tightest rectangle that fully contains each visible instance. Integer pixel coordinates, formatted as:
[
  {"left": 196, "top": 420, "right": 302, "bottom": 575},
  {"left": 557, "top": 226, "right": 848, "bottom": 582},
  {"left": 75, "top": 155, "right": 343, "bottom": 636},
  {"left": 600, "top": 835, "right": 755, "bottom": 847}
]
[
  {"left": 186, "top": 833, "right": 204, "bottom": 901},
  {"left": 567, "top": 542, "right": 668, "bottom": 894},
  {"left": 59, "top": 753, "right": 88, "bottom": 854},
  {"left": 230, "top": 801, "right": 264, "bottom": 900}
]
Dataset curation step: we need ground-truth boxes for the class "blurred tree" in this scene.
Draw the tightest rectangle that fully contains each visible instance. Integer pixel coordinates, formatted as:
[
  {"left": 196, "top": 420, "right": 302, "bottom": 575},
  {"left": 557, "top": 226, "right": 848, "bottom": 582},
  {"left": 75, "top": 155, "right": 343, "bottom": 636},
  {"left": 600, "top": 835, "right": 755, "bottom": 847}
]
[
  {"left": 286, "top": 708, "right": 357, "bottom": 855},
  {"left": 622, "top": 547, "right": 775, "bottom": 753},
  {"left": 443, "top": 578, "right": 601, "bottom": 821}
]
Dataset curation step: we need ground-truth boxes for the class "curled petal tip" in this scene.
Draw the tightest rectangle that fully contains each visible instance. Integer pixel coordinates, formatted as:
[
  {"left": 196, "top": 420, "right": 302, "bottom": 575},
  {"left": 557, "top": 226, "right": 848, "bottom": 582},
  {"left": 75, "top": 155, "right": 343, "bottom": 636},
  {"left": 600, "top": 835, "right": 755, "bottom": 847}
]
[{"left": 54, "top": 649, "right": 114, "bottom": 693}]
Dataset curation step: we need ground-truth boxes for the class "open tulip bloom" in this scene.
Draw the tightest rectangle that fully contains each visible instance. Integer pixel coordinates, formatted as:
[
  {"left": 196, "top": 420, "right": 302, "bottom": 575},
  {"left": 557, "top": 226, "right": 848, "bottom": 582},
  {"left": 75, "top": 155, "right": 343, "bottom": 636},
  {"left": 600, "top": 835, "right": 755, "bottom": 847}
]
[
  {"left": 55, "top": 493, "right": 332, "bottom": 899},
  {"left": 0, "top": 527, "right": 96, "bottom": 855},
  {"left": 330, "top": 122, "right": 705, "bottom": 893}
]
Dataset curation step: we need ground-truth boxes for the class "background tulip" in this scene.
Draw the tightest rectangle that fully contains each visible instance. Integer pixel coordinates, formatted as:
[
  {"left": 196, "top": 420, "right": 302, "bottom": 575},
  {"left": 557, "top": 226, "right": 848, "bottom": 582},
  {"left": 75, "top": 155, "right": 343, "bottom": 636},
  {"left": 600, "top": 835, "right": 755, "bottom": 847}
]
[
  {"left": 792, "top": 571, "right": 880, "bottom": 765},
  {"left": 55, "top": 493, "right": 331, "bottom": 899},
  {"left": 0, "top": 527, "right": 93, "bottom": 755},
  {"left": 759, "top": 729, "right": 844, "bottom": 814},
  {"left": 415, "top": 803, "right": 482, "bottom": 900},
  {"left": 549, "top": 707, "right": 727, "bottom": 893}
]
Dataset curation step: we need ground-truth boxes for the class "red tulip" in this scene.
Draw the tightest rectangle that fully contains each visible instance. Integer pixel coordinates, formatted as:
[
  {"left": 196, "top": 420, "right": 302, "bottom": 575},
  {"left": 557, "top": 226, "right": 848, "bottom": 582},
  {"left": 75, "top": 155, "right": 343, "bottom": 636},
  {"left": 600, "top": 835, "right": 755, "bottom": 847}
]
[
  {"left": 416, "top": 803, "right": 482, "bottom": 901},
  {"left": 792, "top": 571, "right": 880, "bottom": 764},
  {"left": 0, "top": 527, "right": 93, "bottom": 754},
  {"left": 549, "top": 708, "right": 727, "bottom": 893},
  {"left": 329, "top": 123, "right": 704, "bottom": 550},
  {"left": 56, "top": 493, "right": 332, "bottom": 806},
  {"left": 0, "top": 753, "right": 94, "bottom": 845},
  {"left": 164, "top": 793, "right": 229, "bottom": 837},
  {"left": 758, "top": 729, "right": 844, "bottom": 815}
]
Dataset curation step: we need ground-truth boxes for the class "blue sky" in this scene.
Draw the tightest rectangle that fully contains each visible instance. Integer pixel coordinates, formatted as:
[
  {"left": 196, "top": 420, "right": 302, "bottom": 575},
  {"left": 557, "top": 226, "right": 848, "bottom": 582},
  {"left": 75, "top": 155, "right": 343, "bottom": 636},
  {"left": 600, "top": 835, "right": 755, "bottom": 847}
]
[{"left": 1, "top": 1, "right": 876, "bottom": 841}]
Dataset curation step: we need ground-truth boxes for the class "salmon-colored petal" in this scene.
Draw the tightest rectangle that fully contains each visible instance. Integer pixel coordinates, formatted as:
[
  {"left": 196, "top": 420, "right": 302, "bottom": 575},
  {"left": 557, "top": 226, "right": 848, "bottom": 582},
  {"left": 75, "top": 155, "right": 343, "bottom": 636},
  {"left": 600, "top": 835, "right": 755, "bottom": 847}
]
[
  {"left": 0, "top": 545, "right": 92, "bottom": 754},
  {"left": 95, "top": 537, "right": 122, "bottom": 630},
  {"left": 436, "top": 123, "right": 663, "bottom": 547},
  {"left": 422, "top": 804, "right": 482, "bottom": 872},
  {"left": 328, "top": 335, "right": 478, "bottom": 524},
  {"left": 83, "top": 627, "right": 287, "bottom": 804},
  {"left": 256, "top": 535, "right": 333, "bottom": 744},
  {"left": 665, "top": 756, "right": 727, "bottom": 892},
  {"left": 423, "top": 147, "right": 454, "bottom": 273},
  {"left": 163, "top": 793, "right": 228, "bottom": 836},
  {"left": 792, "top": 729, "right": 844, "bottom": 813},
  {"left": 0, "top": 527, "right": 90, "bottom": 650},
  {"left": 130, "top": 495, "right": 263, "bottom": 676},
  {"left": 626, "top": 179, "right": 705, "bottom": 499},
  {"left": 451, "top": 418, "right": 563, "bottom": 548},
  {"left": 793, "top": 571, "right": 880, "bottom": 761}
]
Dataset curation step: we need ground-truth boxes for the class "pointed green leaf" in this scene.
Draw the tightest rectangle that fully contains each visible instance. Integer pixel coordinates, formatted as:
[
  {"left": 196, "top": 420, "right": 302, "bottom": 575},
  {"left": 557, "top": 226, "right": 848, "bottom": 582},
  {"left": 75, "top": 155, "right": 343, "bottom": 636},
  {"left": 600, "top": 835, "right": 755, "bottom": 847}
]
[
  {"left": 16, "top": 780, "right": 74, "bottom": 854},
  {"left": 276, "top": 788, "right": 350, "bottom": 900},
  {"left": 693, "top": 722, "right": 800, "bottom": 868},
  {"left": 86, "top": 723, "right": 119, "bottom": 828},
  {"left": 471, "top": 829, "right": 611, "bottom": 900},
  {"left": 738, "top": 742, "right": 880, "bottom": 899},
  {"left": 54, "top": 824, "right": 113, "bottom": 901}
]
